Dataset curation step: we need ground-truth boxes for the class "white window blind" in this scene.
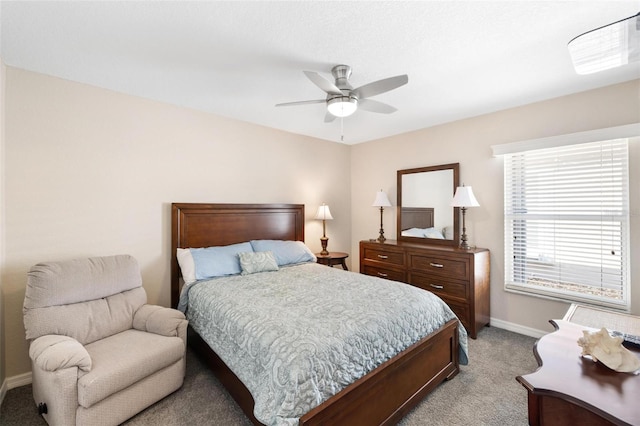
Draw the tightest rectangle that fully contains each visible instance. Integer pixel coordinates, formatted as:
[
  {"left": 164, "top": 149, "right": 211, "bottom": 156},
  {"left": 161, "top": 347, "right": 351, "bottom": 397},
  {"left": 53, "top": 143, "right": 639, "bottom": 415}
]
[{"left": 504, "top": 139, "right": 629, "bottom": 309}]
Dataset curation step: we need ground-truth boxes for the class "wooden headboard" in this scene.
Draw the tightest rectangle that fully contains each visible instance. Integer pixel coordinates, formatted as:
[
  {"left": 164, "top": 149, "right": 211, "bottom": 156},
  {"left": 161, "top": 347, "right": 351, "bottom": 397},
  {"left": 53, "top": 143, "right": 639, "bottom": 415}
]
[
  {"left": 170, "top": 203, "right": 305, "bottom": 307},
  {"left": 400, "top": 207, "right": 435, "bottom": 230}
]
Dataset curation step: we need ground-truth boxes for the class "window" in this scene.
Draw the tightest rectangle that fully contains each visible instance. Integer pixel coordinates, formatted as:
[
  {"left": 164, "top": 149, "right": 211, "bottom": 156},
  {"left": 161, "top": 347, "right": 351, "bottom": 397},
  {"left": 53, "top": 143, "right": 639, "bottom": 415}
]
[{"left": 503, "top": 138, "right": 630, "bottom": 309}]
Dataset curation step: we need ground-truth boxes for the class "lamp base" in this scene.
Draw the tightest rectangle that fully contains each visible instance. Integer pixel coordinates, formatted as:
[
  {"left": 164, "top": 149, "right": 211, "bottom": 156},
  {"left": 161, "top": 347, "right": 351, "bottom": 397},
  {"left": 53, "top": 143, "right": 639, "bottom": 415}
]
[
  {"left": 459, "top": 234, "right": 471, "bottom": 250},
  {"left": 320, "top": 236, "right": 329, "bottom": 255},
  {"left": 377, "top": 206, "right": 386, "bottom": 243},
  {"left": 459, "top": 207, "right": 471, "bottom": 250}
]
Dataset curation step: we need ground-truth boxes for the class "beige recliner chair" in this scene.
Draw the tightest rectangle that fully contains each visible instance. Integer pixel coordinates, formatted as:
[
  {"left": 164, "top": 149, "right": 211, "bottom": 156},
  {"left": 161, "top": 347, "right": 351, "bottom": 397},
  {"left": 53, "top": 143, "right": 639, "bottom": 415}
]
[{"left": 23, "top": 254, "right": 188, "bottom": 426}]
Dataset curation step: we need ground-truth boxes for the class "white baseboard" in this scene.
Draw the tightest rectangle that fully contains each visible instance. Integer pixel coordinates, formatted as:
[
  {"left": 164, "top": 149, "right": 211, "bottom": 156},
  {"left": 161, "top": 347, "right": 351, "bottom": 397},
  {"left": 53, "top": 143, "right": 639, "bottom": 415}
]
[
  {"left": 6, "top": 371, "right": 32, "bottom": 389},
  {"left": 489, "top": 317, "right": 547, "bottom": 339},
  {"left": 0, "top": 372, "right": 31, "bottom": 410}
]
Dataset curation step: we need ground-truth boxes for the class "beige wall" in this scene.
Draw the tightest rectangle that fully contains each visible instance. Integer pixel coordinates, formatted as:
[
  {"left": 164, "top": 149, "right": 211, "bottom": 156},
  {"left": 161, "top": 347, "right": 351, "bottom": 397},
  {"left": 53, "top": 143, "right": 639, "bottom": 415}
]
[
  {"left": 351, "top": 79, "right": 640, "bottom": 334},
  {"left": 2, "top": 68, "right": 352, "bottom": 377},
  {"left": 2, "top": 66, "right": 638, "bottom": 381}
]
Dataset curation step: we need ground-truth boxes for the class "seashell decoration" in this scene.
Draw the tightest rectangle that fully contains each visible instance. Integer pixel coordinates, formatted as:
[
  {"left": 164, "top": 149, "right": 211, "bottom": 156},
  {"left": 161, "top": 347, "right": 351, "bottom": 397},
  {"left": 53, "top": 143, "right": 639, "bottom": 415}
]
[{"left": 577, "top": 328, "right": 640, "bottom": 373}]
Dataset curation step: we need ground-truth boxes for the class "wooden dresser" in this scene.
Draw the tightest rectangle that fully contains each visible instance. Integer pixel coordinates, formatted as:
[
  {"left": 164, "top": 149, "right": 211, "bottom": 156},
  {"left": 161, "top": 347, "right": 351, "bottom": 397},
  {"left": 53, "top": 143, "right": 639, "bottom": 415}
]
[{"left": 360, "top": 240, "right": 490, "bottom": 338}]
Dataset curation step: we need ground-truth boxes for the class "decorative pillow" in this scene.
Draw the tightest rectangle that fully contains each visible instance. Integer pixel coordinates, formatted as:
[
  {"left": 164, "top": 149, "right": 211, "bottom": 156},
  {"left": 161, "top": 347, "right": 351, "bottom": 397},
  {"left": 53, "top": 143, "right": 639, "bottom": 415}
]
[
  {"left": 177, "top": 242, "right": 253, "bottom": 284},
  {"left": 238, "top": 251, "right": 279, "bottom": 275},
  {"left": 250, "top": 240, "right": 316, "bottom": 266}
]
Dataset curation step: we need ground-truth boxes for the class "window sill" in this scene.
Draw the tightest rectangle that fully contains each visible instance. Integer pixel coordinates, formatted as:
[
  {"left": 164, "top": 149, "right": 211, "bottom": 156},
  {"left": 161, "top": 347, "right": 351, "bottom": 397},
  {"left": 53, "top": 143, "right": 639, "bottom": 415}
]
[{"left": 504, "top": 284, "right": 630, "bottom": 312}]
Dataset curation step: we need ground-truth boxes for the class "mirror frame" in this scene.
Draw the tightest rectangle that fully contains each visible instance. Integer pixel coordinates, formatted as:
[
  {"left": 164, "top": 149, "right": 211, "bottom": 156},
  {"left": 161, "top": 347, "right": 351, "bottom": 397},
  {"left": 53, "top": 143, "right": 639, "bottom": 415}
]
[{"left": 397, "top": 163, "right": 460, "bottom": 246}]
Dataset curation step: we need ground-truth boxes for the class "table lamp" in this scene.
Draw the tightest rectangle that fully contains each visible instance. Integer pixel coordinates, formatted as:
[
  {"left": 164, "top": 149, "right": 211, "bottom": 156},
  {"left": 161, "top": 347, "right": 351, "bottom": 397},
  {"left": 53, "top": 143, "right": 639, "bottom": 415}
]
[
  {"left": 372, "top": 190, "right": 392, "bottom": 242},
  {"left": 451, "top": 185, "right": 479, "bottom": 250},
  {"left": 314, "top": 204, "right": 333, "bottom": 255}
]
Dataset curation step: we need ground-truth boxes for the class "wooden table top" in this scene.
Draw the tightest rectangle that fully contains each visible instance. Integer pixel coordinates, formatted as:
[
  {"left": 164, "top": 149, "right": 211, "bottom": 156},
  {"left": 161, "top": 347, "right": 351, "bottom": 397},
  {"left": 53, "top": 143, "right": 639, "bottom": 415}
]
[
  {"left": 316, "top": 252, "right": 348, "bottom": 260},
  {"left": 517, "top": 320, "right": 640, "bottom": 426}
]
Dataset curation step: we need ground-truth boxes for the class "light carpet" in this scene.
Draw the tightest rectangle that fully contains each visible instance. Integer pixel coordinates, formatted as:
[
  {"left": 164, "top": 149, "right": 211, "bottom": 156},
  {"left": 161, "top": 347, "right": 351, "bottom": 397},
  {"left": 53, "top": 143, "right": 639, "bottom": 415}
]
[{"left": 0, "top": 326, "right": 538, "bottom": 425}]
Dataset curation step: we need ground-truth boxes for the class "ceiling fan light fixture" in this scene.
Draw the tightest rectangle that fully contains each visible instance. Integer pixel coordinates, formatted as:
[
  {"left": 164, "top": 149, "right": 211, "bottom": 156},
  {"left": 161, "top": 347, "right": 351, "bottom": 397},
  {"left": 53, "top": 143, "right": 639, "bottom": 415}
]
[
  {"left": 568, "top": 11, "right": 640, "bottom": 75},
  {"left": 327, "top": 96, "right": 358, "bottom": 117}
]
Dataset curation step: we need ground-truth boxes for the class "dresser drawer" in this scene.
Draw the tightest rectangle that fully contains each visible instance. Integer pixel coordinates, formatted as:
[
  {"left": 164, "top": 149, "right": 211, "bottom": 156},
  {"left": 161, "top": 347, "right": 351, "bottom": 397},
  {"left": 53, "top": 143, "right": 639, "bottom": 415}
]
[
  {"left": 440, "top": 297, "right": 471, "bottom": 333},
  {"left": 360, "top": 240, "right": 489, "bottom": 339},
  {"left": 409, "top": 273, "right": 469, "bottom": 300},
  {"left": 362, "top": 265, "right": 407, "bottom": 282},
  {"left": 362, "top": 246, "right": 405, "bottom": 267},
  {"left": 409, "top": 253, "right": 468, "bottom": 280}
]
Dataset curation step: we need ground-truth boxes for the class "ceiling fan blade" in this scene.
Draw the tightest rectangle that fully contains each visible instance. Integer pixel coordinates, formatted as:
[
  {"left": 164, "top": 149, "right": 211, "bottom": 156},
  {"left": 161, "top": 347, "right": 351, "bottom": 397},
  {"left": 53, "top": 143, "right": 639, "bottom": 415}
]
[
  {"left": 275, "top": 99, "right": 326, "bottom": 107},
  {"left": 358, "top": 98, "right": 398, "bottom": 114},
  {"left": 324, "top": 111, "right": 337, "bottom": 123},
  {"left": 353, "top": 74, "right": 408, "bottom": 99},
  {"left": 303, "top": 71, "right": 342, "bottom": 95}
]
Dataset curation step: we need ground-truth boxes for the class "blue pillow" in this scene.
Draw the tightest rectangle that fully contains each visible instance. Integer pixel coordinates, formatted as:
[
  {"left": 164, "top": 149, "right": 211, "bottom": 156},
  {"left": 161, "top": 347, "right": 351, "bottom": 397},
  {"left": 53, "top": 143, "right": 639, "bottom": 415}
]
[
  {"left": 250, "top": 240, "right": 316, "bottom": 266},
  {"left": 190, "top": 242, "right": 253, "bottom": 280},
  {"left": 423, "top": 227, "right": 445, "bottom": 239}
]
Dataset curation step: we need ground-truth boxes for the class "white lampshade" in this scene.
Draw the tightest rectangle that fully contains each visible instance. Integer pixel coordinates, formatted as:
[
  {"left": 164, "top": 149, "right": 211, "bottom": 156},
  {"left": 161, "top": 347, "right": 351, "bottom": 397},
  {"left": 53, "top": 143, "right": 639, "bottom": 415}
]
[
  {"left": 327, "top": 96, "right": 358, "bottom": 118},
  {"left": 314, "top": 204, "right": 334, "bottom": 220},
  {"left": 568, "top": 12, "right": 640, "bottom": 75},
  {"left": 451, "top": 186, "right": 480, "bottom": 208},
  {"left": 372, "top": 190, "right": 392, "bottom": 207}
]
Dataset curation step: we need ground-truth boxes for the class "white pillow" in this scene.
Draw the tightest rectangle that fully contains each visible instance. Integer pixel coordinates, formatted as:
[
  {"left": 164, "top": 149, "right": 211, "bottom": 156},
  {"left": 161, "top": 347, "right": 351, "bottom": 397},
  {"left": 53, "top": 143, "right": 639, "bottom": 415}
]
[
  {"left": 177, "top": 248, "right": 196, "bottom": 284},
  {"left": 442, "top": 226, "right": 453, "bottom": 240}
]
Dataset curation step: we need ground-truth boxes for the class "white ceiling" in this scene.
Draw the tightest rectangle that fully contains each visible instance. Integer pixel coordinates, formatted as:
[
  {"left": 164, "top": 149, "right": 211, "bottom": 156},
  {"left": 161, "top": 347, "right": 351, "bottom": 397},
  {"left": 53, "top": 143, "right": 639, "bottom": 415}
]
[{"left": 1, "top": 1, "right": 639, "bottom": 144}]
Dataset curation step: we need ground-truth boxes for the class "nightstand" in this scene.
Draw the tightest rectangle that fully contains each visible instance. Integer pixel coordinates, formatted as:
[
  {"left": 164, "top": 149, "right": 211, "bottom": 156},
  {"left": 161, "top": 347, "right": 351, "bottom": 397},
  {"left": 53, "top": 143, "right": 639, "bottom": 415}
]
[{"left": 316, "top": 252, "right": 349, "bottom": 270}]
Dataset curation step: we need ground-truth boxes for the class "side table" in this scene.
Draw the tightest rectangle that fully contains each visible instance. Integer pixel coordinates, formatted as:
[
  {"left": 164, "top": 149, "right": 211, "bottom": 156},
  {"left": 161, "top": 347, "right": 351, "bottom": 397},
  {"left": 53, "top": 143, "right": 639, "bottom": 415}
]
[
  {"left": 316, "top": 252, "right": 349, "bottom": 270},
  {"left": 517, "top": 305, "right": 640, "bottom": 425}
]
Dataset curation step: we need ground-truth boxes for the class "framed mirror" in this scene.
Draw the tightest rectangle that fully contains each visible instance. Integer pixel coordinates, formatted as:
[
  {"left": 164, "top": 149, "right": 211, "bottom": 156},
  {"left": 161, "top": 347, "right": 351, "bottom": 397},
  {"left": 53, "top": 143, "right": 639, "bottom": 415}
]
[{"left": 397, "top": 163, "right": 460, "bottom": 246}]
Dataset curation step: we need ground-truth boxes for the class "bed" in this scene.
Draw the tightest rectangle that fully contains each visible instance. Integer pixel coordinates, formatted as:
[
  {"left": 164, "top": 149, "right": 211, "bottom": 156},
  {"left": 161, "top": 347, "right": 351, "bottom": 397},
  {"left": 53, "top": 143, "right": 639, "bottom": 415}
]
[{"left": 171, "top": 203, "right": 466, "bottom": 425}]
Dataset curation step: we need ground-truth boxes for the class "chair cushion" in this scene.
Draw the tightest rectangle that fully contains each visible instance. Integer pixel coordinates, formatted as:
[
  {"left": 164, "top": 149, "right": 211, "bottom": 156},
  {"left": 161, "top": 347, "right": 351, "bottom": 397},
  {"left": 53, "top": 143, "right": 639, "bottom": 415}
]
[
  {"left": 24, "top": 287, "right": 147, "bottom": 344},
  {"left": 78, "top": 329, "right": 185, "bottom": 408},
  {"left": 25, "top": 255, "right": 142, "bottom": 309},
  {"left": 24, "top": 254, "right": 148, "bottom": 343}
]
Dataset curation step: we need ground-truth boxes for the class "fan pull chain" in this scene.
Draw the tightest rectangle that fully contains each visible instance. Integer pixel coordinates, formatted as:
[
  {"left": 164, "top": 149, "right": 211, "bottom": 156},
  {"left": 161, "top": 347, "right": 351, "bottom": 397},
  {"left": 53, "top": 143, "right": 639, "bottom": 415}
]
[{"left": 341, "top": 117, "right": 344, "bottom": 142}]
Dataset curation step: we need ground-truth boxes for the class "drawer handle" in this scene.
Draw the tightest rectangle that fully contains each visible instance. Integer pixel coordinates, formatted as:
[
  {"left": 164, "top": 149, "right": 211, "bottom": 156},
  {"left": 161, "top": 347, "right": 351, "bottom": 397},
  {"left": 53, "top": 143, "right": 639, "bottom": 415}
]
[
  {"left": 429, "top": 262, "right": 444, "bottom": 268},
  {"left": 430, "top": 284, "right": 444, "bottom": 289},
  {"left": 377, "top": 255, "right": 389, "bottom": 259},
  {"left": 377, "top": 272, "right": 388, "bottom": 277}
]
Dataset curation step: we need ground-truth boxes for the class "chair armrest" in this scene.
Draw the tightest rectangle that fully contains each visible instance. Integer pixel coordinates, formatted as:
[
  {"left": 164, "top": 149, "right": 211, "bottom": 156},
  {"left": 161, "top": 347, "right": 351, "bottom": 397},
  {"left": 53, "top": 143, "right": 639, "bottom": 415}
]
[
  {"left": 29, "top": 335, "right": 91, "bottom": 372},
  {"left": 133, "top": 304, "right": 187, "bottom": 340}
]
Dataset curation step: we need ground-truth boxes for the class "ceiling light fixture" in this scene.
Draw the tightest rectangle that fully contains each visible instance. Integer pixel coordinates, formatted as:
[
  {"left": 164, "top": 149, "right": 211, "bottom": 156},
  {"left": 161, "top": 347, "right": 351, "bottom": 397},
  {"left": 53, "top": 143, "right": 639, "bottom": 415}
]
[
  {"left": 327, "top": 96, "right": 358, "bottom": 118},
  {"left": 568, "top": 11, "right": 640, "bottom": 75}
]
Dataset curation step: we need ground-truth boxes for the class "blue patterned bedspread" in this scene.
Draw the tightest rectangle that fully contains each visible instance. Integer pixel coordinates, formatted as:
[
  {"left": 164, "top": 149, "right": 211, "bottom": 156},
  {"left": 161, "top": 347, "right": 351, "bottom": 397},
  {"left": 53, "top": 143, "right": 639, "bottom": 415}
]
[{"left": 181, "top": 263, "right": 468, "bottom": 425}]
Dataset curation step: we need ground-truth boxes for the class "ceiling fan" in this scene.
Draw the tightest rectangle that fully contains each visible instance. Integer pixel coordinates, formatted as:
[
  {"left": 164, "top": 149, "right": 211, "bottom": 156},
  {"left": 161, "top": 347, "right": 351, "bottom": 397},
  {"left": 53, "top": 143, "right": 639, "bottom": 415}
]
[{"left": 275, "top": 65, "right": 408, "bottom": 122}]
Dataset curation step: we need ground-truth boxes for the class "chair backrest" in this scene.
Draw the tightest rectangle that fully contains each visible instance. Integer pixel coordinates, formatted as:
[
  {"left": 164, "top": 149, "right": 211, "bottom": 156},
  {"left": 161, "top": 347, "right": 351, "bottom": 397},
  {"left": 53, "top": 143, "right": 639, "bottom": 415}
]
[{"left": 23, "top": 254, "right": 147, "bottom": 345}]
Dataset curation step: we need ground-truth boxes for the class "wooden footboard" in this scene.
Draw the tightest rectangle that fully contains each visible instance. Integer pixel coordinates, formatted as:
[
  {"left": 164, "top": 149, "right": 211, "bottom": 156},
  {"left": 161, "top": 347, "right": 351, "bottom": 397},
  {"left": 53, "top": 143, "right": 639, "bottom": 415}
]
[
  {"left": 300, "top": 318, "right": 459, "bottom": 425},
  {"left": 188, "top": 319, "right": 459, "bottom": 426}
]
